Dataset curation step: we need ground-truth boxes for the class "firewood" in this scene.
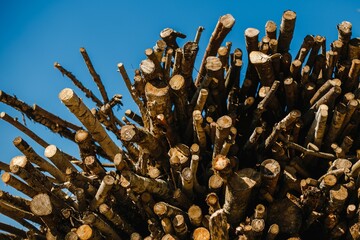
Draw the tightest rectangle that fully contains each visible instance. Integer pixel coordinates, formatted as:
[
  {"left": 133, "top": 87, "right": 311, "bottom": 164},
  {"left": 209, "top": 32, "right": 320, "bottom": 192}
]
[{"left": 2, "top": 10, "right": 360, "bottom": 240}]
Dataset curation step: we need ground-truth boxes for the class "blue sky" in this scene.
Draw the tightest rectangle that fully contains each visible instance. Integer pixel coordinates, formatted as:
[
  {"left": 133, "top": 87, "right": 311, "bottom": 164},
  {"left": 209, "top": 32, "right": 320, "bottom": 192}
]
[{"left": 0, "top": 0, "right": 358, "bottom": 229}]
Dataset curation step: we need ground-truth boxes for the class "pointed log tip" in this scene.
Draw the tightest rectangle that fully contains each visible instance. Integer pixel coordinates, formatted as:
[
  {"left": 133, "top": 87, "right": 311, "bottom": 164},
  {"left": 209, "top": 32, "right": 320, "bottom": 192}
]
[{"left": 59, "top": 88, "right": 75, "bottom": 102}]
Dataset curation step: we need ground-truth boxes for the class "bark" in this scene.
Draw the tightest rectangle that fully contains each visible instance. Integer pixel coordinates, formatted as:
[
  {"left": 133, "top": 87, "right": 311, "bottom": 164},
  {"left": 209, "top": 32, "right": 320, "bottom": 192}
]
[
  {"left": 83, "top": 212, "right": 122, "bottom": 240},
  {"left": 172, "top": 214, "right": 188, "bottom": 240},
  {"left": 209, "top": 209, "right": 228, "bottom": 240},
  {"left": 0, "top": 190, "right": 30, "bottom": 212},
  {"left": 0, "top": 222, "right": 27, "bottom": 239},
  {"left": 44, "top": 144, "right": 77, "bottom": 172},
  {"left": 0, "top": 112, "right": 49, "bottom": 148},
  {"left": 99, "top": 203, "right": 134, "bottom": 235},
  {"left": 121, "top": 170, "right": 171, "bottom": 198},
  {"left": 1, "top": 172, "right": 37, "bottom": 198},
  {"left": 213, "top": 155, "right": 261, "bottom": 224}
]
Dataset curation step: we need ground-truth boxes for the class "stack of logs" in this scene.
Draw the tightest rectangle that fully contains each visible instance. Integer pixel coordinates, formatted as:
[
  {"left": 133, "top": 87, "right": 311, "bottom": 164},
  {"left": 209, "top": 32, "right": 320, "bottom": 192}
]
[{"left": 1, "top": 10, "right": 360, "bottom": 240}]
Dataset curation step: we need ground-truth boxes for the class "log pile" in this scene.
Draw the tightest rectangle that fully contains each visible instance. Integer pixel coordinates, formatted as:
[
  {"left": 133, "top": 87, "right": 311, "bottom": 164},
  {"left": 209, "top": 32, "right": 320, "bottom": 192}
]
[{"left": 1, "top": 10, "right": 360, "bottom": 240}]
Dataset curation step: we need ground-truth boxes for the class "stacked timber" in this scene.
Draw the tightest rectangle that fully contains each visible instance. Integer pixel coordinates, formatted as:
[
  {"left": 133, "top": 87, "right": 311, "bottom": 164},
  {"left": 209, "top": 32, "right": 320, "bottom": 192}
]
[{"left": 0, "top": 10, "right": 360, "bottom": 240}]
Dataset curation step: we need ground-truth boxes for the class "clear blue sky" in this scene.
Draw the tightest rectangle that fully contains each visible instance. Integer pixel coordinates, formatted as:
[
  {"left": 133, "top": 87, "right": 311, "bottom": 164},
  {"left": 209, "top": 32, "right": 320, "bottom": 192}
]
[{"left": 0, "top": 0, "right": 358, "bottom": 229}]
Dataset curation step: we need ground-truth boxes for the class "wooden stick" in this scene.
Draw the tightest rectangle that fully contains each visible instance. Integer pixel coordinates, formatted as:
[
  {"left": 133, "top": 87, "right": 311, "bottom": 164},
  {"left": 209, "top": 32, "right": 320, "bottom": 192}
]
[
  {"left": 125, "top": 109, "right": 144, "bottom": 126},
  {"left": 195, "top": 14, "right": 235, "bottom": 87},
  {"left": 0, "top": 222, "right": 27, "bottom": 239},
  {"left": 83, "top": 212, "right": 122, "bottom": 240},
  {"left": 54, "top": 62, "right": 103, "bottom": 107},
  {"left": 278, "top": 10, "right": 297, "bottom": 53},
  {"left": 1, "top": 172, "right": 37, "bottom": 198},
  {"left": 0, "top": 112, "right": 49, "bottom": 148},
  {"left": 213, "top": 115, "right": 232, "bottom": 159},
  {"left": 59, "top": 88, "right": 121, "bottom": 160},
  {"left": 99, "top": 203, "right": 135, "bottom": 235},
  {"left": 33, "top": 104, "right": 82, "bottom": 131},
  {"left": 117, "top": 63, "right": 149, "bottom": 129},
  {"left": 121, "top": 170, "right": 171, "bottom": 198},
  {"left": 81, "top": 48, "right": 109, "bottom": 103},
  {"left": 90, "top": 175, "right": 115, "bottom": 210},
  {"left": 160, "top": 28, "right": 186, "bottom": 50},
  {"left": 44, "top": 144, "right": 77, "bottom": 172},
  {"left": 249, "top": 51, "right": 275, "bottom": 86},
  {"left": 188, "top": 205, "right": 203, "bottom": 227},
  {"left": 265, "top": 20, "right": 277, "bottom": 40},
  {"left": 213, "top": 155, "right": 261, "bottom": 224}
]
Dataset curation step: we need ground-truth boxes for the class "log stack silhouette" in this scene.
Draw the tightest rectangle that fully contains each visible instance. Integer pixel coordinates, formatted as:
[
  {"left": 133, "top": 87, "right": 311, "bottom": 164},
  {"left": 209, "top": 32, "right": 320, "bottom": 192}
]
[{"left": 1, "top": 10, "right": 360, "bottom": 240}]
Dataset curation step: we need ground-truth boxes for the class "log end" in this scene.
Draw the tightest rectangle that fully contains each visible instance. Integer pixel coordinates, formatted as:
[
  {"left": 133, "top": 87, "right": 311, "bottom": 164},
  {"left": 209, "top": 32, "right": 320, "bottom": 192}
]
[
  {"left": 205, "top": 56, "right": 222, "bottom": 72},
  {"left": 283, "top": 10, "right": 297, "bottom": 21},
  {"left": 193, "top": 227, "right": 210, "bottom": 240},
  {"left": 245, "top": 28, "right": 260, "bottom": 38},
  {"left": 76, "top": 224, "right": 93, "bottom": 239},
  {"left": 10, "top": 155, "right": 28, "bottom": 169},
  {"left": 154, "top": 202, "right": 167, "bottom": 217},
  {"left": 1, "top": 172, "right": 11, "bottom": 183},
  {"left": 74, "top": 130, "right": 90, "bottom": 143},
  {"left": 120, "top": 125, "right": 137, "bottom": 142},
  {"left": 220, "top": 14, "right": 235, "bottom": 28},
  {"left": 249, "top": 51, "right": 271, "bottom": 64},
  {"left": 44, "top": 144, "right": 58, "bottom": 158},
  {"left": 30, "top": 193, "right": 53, "bottom": 216},
  {"left": 59, "top": 88, "right": 75, "bottom": 103},
  {"left": 169, "top": 75, "right": 185, "bottom": 91},
  {"left": 216, "top": 115, "right": 233, "bottom": 130}
]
